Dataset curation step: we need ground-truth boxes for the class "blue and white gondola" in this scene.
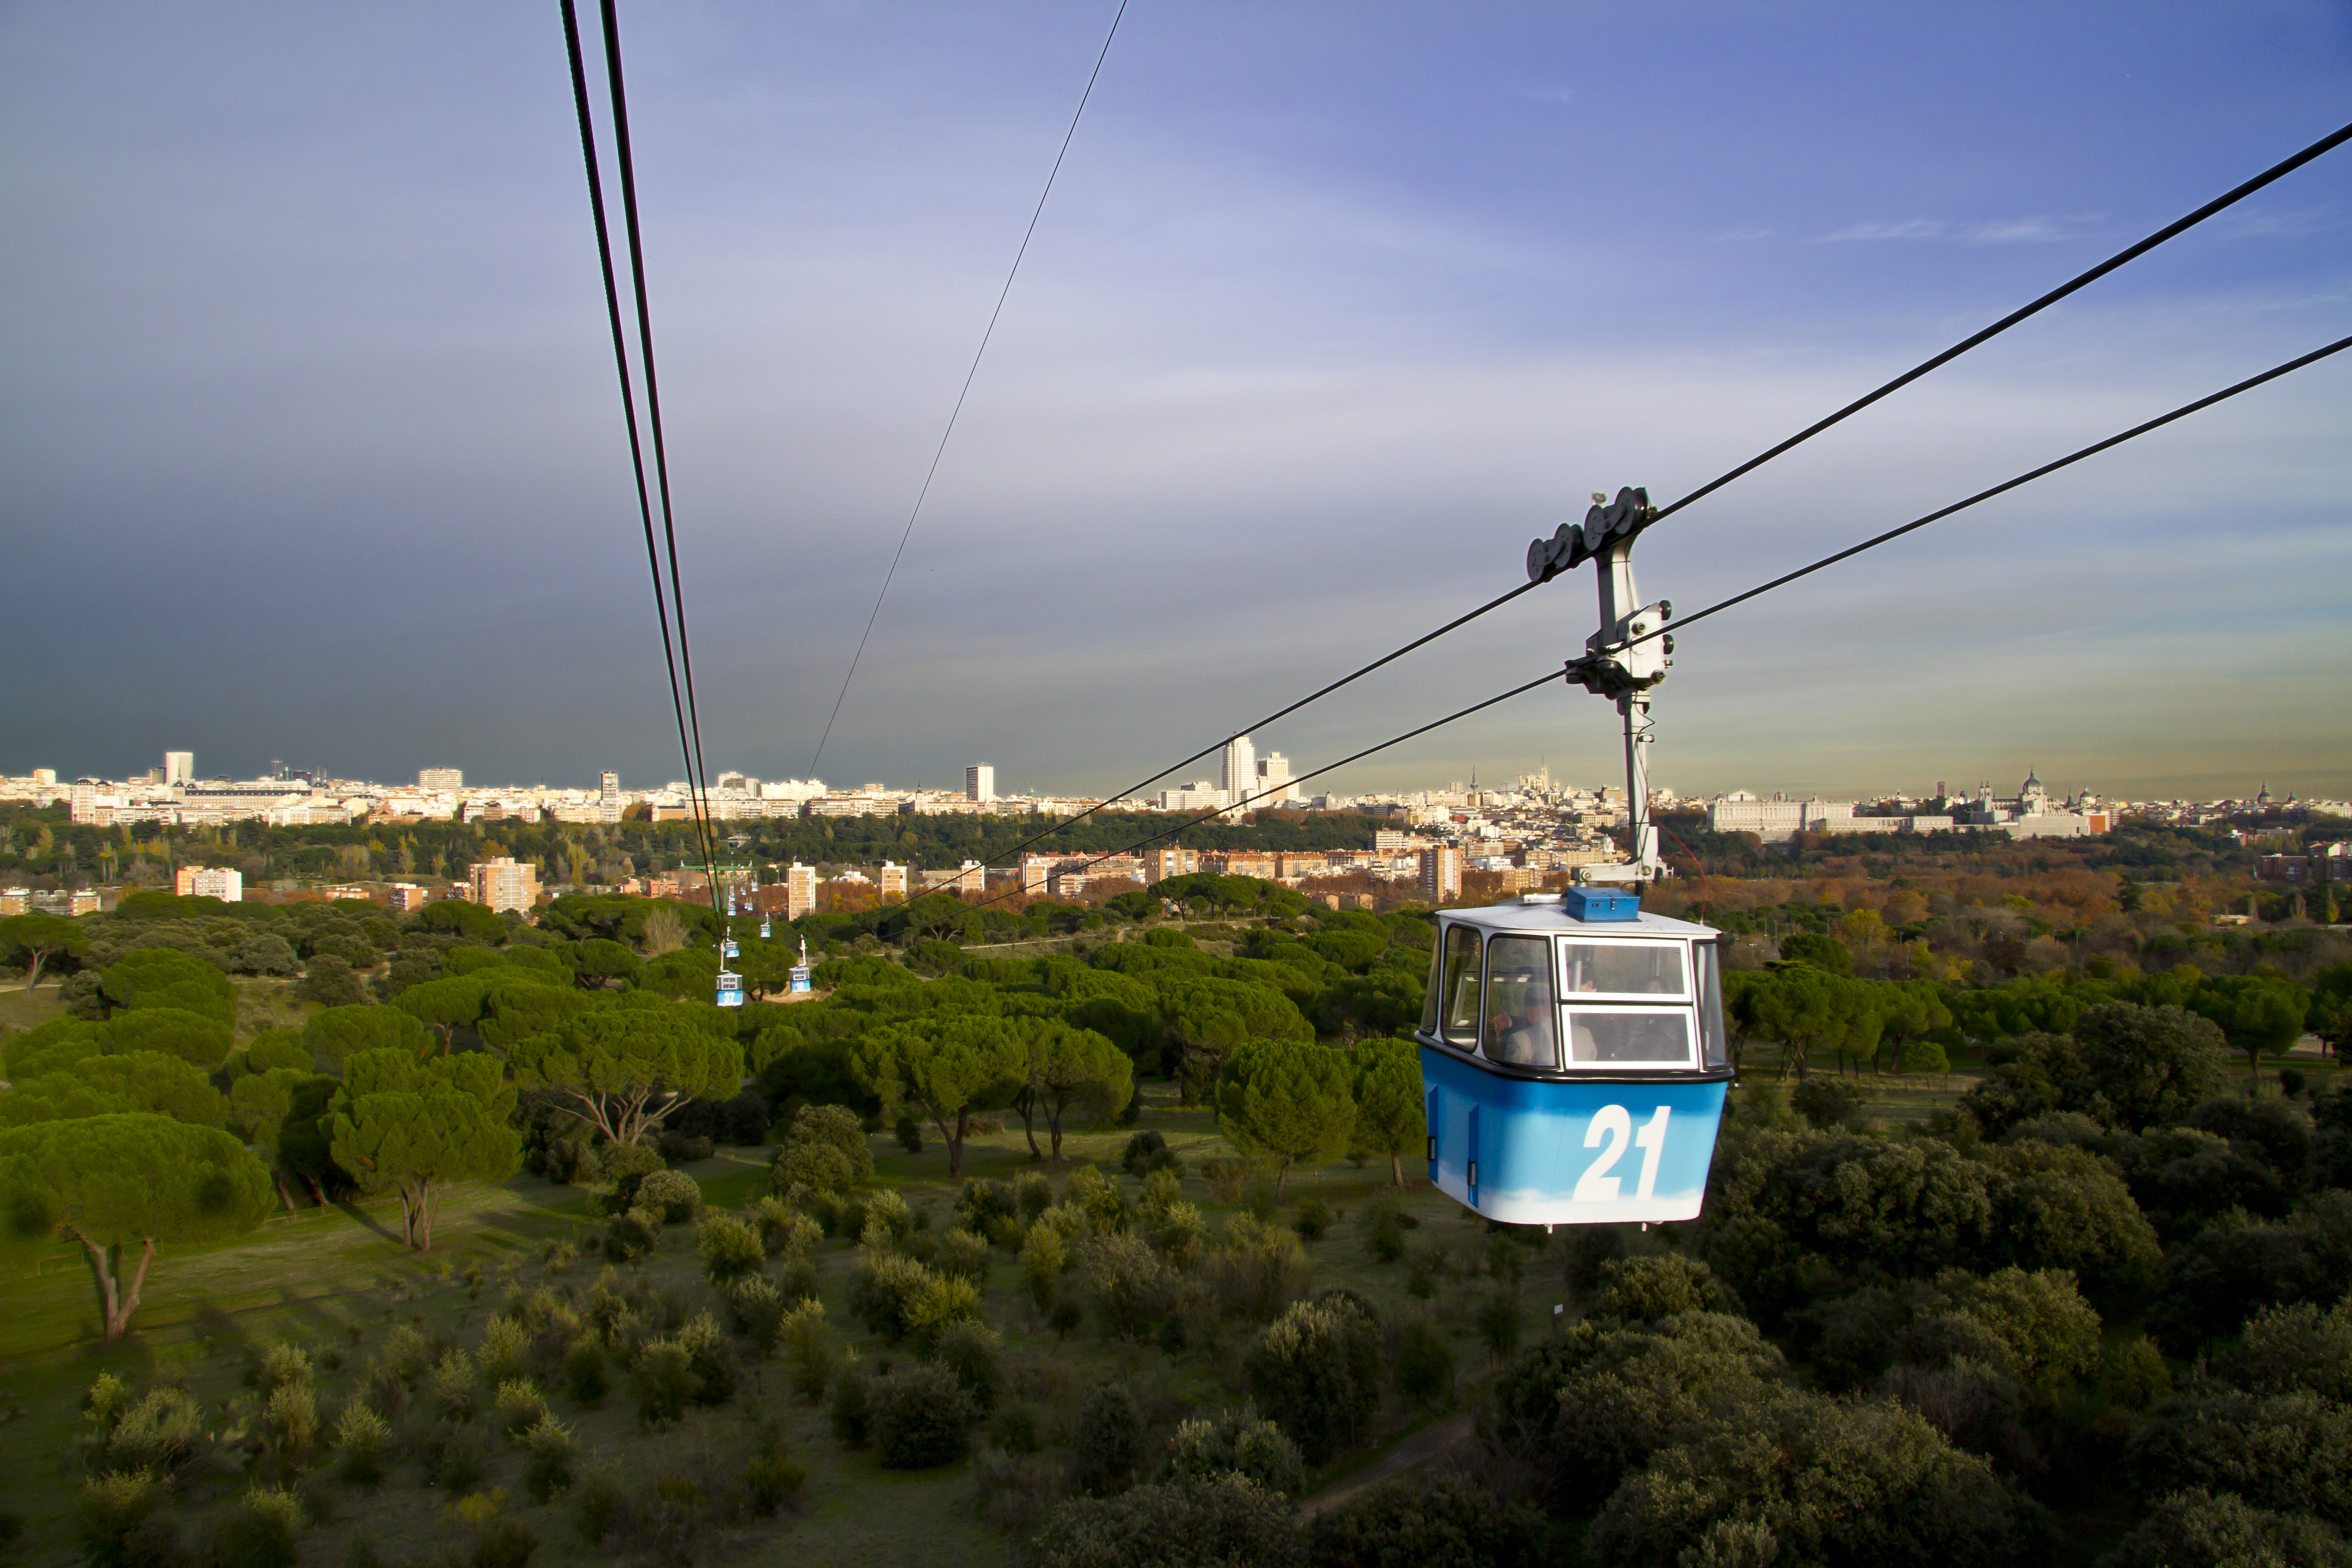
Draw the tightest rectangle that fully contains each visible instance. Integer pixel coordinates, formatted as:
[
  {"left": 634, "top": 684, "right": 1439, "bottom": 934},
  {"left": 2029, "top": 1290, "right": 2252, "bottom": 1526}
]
[{"left": 1415, "top": 887, "right": 1732, "bottom": 1227}]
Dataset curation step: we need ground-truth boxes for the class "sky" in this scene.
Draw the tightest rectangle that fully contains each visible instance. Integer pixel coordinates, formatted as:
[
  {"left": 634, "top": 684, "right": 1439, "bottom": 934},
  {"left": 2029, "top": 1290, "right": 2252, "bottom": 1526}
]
[{"left": 2, "top": 0, "right": 2348, "bottom": 804}]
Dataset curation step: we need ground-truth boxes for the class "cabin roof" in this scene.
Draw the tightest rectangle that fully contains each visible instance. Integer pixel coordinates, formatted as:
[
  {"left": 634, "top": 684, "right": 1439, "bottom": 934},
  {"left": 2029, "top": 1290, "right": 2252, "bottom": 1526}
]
[{"left": 1435, "top": 899, "right": 1717, "bottom": 938}]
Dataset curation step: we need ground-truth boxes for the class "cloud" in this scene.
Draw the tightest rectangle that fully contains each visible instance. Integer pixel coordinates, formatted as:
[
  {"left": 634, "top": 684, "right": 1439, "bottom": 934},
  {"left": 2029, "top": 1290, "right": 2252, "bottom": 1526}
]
[{"left": 1816, "top": 215, "right": 2098, "bottom": 244}]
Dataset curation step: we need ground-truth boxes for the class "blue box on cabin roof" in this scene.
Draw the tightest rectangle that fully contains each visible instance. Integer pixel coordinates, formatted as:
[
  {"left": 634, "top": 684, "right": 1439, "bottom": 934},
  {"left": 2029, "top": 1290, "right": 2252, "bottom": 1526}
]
[{"left": 1561, "top": 886, "right": 1641, "bottom": 921}]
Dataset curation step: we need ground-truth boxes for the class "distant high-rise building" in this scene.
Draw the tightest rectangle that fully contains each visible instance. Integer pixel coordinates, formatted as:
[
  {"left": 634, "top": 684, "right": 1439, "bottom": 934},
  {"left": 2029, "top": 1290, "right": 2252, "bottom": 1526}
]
[
  {"left": 1220, "top": 736, "right": 1256, "bottom": 802},
  {"left": 1418, "top": 846, "right": 1462, "bottom": 902},
  {"left": 1255, "top": 751, "right": 1295, "bottom": 806},
  {"left": 965, "top": 764, "right": 996, "bottom": 803},
  {"left": 879, "top": 862, "right": 909, "bottom": 902},
  {"left": 420, "top": 767, "right": 463, "bottom": 791},
  {"left": 468, "top": 856, "right": 539, "bottom": 913},
  {"left": 175, "top": 865, "right": 243, "bottom": 902},
  {"left": 601, "top": 770, "right": 620, "bottom": 803},
  {"left": 31, "top": 769, "right": 55, "bottom": 786},
  {"left": 785, "top": 862, "right": 818, "bottom": 920},
  {"left": 164, "top": 751, "right": 194, "bottom": 785}
]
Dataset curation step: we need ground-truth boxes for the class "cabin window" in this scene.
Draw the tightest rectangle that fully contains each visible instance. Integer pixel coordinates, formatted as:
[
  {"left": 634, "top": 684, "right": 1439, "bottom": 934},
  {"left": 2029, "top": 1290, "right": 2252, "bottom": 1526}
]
[
  {"left": 1563, "top": 1006, "right": 1694, "bottom": 1065},
  {"left": 1438, "top": 924, "right": 1484, "bottom": 1046},
  {"left": 1481, "top": 935, "right": 1558, "bottom": 1068},
  {"left": 1695, "top": 942, "right": 1730, "bottom": 1069},
  {"left": 1560, "top": 941, "right": 1686, "bottom": 999}
]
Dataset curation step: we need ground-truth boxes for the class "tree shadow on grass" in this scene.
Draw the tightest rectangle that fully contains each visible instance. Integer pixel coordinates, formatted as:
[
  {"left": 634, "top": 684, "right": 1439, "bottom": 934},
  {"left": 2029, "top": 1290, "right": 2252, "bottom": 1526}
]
[{"left": 335, "top": 1199, "right": 404, "bottom": 1248}]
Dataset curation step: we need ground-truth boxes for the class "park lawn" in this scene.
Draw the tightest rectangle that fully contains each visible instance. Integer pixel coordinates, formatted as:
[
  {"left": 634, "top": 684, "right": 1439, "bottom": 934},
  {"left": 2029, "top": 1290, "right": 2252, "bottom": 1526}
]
[
  {"left": 0, "top": 1083, "right": 1538, "bottom": 1567},
  {"left": 0, "top": 980, "right": 68, "bottom": 1037}
]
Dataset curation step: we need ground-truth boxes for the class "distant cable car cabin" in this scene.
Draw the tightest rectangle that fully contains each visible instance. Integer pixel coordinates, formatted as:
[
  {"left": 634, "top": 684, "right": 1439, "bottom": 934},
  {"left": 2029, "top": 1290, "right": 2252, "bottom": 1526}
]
[
  {"left": 1414, "top": 889, "right": 1731, "bottom": 1226},
  {"left": 715, "top": 969, "right": 745, "bottom": 1008}
]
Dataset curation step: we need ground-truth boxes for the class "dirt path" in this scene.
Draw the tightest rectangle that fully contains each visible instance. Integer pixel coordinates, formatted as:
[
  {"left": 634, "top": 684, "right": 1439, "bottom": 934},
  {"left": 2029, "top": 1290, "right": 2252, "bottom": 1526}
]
[{"left": 1298, "top": 1411, "right": 1477, "bottom": 1520}]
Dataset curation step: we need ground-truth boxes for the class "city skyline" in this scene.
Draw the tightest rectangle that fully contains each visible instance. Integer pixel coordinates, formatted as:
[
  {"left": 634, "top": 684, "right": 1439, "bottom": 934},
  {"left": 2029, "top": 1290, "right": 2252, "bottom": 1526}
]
[{"left": 2, "top": 5, "right": 2347, "bottom": 801}]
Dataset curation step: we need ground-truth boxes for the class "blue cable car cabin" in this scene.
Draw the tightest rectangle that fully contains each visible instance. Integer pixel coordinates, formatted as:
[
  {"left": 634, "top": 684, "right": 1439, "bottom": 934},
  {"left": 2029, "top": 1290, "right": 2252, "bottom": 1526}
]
[{"left": 1414, "top": 892, "right": 1733, "bottom": 1226}]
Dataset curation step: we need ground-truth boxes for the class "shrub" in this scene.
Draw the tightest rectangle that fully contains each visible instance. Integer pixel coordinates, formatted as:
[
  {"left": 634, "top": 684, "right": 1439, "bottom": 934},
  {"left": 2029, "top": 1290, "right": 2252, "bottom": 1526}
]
[
  {"left": 1164, "top": 1407, "right": 1304, "bottom": 1498},
  {"left": 427, "top": 1350, "right": 478, "bottom": 1423},
  {"left": 1208, "top": 1214, "right": 1311, "bottom": 1322},
  {"left": 254, "top": 1341, "right": 314, "bottom": 1396},
  {"left": 697, "top": 1215, "right": 766, "bottom": 1284},
  {"left": 956, "top": 1178, "right": 1019, "bottom": 1234},
  {"left": 974, "top": 1445, "right": 1071, "bottom": 1537},
  {"left": 870, "top": 1361, "right": 978, "bottom": 1469},
  {"left": 769, "top": 1104, "right": 875, "bottom": 1196},
  {"left": 781, "top": 1298, "right": 835, "bottom": 1403},
  {"left": 563, "top": 1336, "right": 609, "bottom": 1406},
  {"left": 1477, "top": 1291, "right": 1523, "bottom": 1358},
  {"left": 1245, "top": 1297, "right": 1382, "bottom": 1464},
  {"left": 523, "top": 1416, "right": 576, "bottom": 1503},
  {"left": 744, "top": 1449, "right": 806, "bottom": 1517},
  {"left": 1791, "top": 1076, "right": 1866, "bottom": 1129},
  {"left": 1122, "top": 1129, "right": 1181, "bottom": 1178},
  {"left": 495, "top": 1379, "right": 549, "bottom": 1439},
  {"left": 1073, "top": 1383, "right": 1145, "bottom": 1496},
  {"left": 1014, "top": 1170, "right": 1055, "bottom": 1221},
  {"left": 1293, "top": 1197, "right": 1333, "bottom": 1241},
  {"left": 677, "top": 1312, "right": 740, "bottom": 1406},
  {"left": 931, "top": 1320, "right": 1004, "bottom": 1415},
  {"left": 419, "top": 1426, "right": 491, "bottom": 1491},
  {"left": 78, "top": 1470, "right": 176, "bottom": 1568},
  {"left": 1587, "top": 1255, "right": 1742, "bottom": 1324},
  {"left": 658, "top": 1128, "right": 716, "bottom": 1165},
  {"left": 749, "top": 1196, "right": 822, "bottom": 1259},
  {"left": 1021, "top": 1221, "right": 1070, "bottom": 1309},
  {"left": 476, "top": 1316, "right": 531, "bottom": 1387},
  {"left": 1148, "top": 1200, "right": 1210, "bottom": 1269},
  {"left": 263, "top": 1382, "right": 318, "bottom": 1468},
  {"left": 935, "top": 1227, "right": 993, "bottom": 1282},
  {"left": 1305, "top": 1473, "right": 1541, "bottom": 1568},
  {"left": 209, "top": 1486, "right": 304, "bottom": 1568},
  {"left": 633, "top": 1342, "right": 696, "bottom": 1428},
  {"left": 103, "top": 1387, "right": 204, "bottom": 1475},
  {"left": 727, "top": 1275, "right": 788, "bottom": 1352},
  {"left": 2103, "top": 1487, "right": 2347, "bottom": 1568},
  {"left": 335, "top": 1401, "right": 393, "bottom": 1485},
  {"left": 1079, "top": 1233, "right": 1181, "bottom": 1338},
  {"left": 830, "top": 1359, "right": 872, "bottom": 1448},
  {"left": 865, "top": 1187, "right": 916, "bottom": 1245},
  {"left": 573, "top": 1469, "right": 628, "bottom": 1546},
  {"left": 638, "top": 1169, "right": 703, "bottom": 1225},
  {"left": 594, "top": 1142, "right": 665, "bottom": 1208},
  {"left": 894, "top": 1115, "right": 926, "bottom": 1153},
  {"left": 602, "top": 1208, "right": 660, "bottom": 1264},
  {"left": 906, "top": 1275, "right": 986, "bottom": 1352},
  {"left": 1030, "top": 1476, "right": 1300, "bottom": 1568},
  {"left": 851, "top": 1250, "right": 939, "bottom": 1341},
  {"left": 1361, "top": 1196, "right": 1411, "bottom": 1264},
  {"left": 1395, "top": 1315, "right": 1455, "bottom": 1405}
]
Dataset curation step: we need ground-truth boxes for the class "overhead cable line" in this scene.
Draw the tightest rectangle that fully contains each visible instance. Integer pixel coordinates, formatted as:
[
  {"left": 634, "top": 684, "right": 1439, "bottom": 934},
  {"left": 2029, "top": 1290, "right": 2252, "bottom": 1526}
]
[
  {"left": 808, "top": 0, "right": 1131, "bottom": 777},
  {"left": 561, "top": 0, "right": 722, "bottom": 908},
  {"left": 1651, "top": 117, "right": 2352, "bottom": 523},
  {"left": 944, "top": 118, "right": 2352, "bottom": 875},
  {"left": 961, "top": 329, "right": 2352, "bottom": 914}
]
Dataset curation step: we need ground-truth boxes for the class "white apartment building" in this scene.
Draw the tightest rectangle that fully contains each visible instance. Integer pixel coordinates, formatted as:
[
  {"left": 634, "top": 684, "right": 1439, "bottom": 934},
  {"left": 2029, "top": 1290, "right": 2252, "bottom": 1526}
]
[
  {"left": 419, "top": 767, "right": 463, "bottom": 790},
  {"left": 1255, "top": 751, "right": 1296, "bottom": 806},
  {"left": 879, "top": 862, "right": 910, "bottom": 902},
  {"left": 164, "top": 751, "right": 194, "bottom": 784},
  {"left": 467, "top": 856, "right": 539, "bottom": 914},
  {"left": 174, "top": 866, "right": 243, "bottom": 902},
  {"left": 785, "top": 862, "right": 818, "bottom": 921},
  {"left": 1418, "top": 846, "right": 1462, "bottom": 902},
  {"left": 1220, "top": 735, "right": 1256, "bottom": 808},
  {"left": 966, "top": 764, "right": 995, "bottom": 803}
]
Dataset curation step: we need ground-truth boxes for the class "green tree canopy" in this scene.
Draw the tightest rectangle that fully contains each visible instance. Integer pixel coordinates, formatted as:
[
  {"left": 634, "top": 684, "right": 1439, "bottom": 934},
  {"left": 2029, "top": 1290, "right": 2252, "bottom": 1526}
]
[
  {"left": 851, "top": 1015, "right": 1026, "bottom": 1177},
  {"left": 413, "top": 899, "right": 506, "bottom": 941},
  {"left": 231, "top": 1067, "right": 339, "bottom": 1210},
  {"left": 1348, "top": 1038, "right": 1426, "bottom": 1187},
  {"left": 2076, "top": 1003, "right": 2233, "bottom": 1131},
  {"left": 2190, "top": 976, "right": 2310, "bottom": 1091},
  {"left": 1216, "top": 1039, "right": 1357, "bottom": 1194},
  {"left": 2, "top": 1016, "right": 107, "bottom": 1079},
  {"left": 303, "top": 1003, "right": 436, "bottom": 1066},
  {"left": 390, "top": 976, "right": 492, "bottom": 1052},
  {"left": 0, "top": 1051, "right": 225, "bottom": 1130},
  {"left": 1019, "top": 1020, "right": 1133, "bottom": 1160},
  {"left": 99, "top": 948, "right": 237, "bottom": 1026},
  {"left": 0, "top": 1112, "right": 272, "bottom": 1338},
  {"left": 103, "top": 1006, "right": 235, "bottom": 1069},
  {"left": 328, "top": 1049, "right": 522, "bottom": 1250},
  {"left": 506, "top": 1004, "right": 745, "bottom": 1150},
  {"left": 565, "top": 937, "right": 642, "bottom": 990},
  {"left": 0, "top": 911, "right": 88, "bottom": 992}
]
